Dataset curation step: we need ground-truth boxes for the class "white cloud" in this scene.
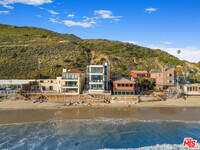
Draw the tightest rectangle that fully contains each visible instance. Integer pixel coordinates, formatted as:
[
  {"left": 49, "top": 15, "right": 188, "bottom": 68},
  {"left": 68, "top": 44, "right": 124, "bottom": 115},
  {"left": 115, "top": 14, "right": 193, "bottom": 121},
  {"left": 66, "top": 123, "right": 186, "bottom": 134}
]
[
  {"left": 35, "top": 14, "right": 42, "bottom": 17},
  {"left": 164, "top": 41, "right": 172, "bottom": 45},
  {"left": 47, "top": 9, "right": 59, "bottom": 15},
  {"left": 0, "top": 10, "right": 10, "bottom": 14},
  {"left": 49, "top": 18, "right": 60, "bottom": 23},
  {"left": 94, "top": 10, "right": 121, "bottom": 20},
  {"left": 0, "top": 0, "right": 53, "bottom": 9},
  {"left": 145, "top": 8, "right": 158, "bottom": 13},
  {"left": 39, "top": 7, "right": 59, "bottom": 15},
  {"left": 123, "top": 41, "right": 138, "bottom": 45},
  {"left": 148, "top": 45, "right": 200, "bottom": 63},
  {"left": 62, "top": 19, "right": 96, "bottom": 28},
  {"left": 48, "top": 9, "right": 121, "bottom": 28},
  {"left": 68, "top": 13, "right": 74, "bottom": 18},
  {"left": 114, "top": 18, "right": 120, "bottom": 21}
]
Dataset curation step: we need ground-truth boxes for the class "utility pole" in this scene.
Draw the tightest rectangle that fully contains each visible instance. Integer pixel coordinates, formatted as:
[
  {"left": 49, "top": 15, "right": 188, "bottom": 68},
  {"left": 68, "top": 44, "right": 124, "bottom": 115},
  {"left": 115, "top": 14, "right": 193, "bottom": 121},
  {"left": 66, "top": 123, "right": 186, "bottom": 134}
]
[{"left": 38, "top": 58, "right": 41, "bottom": 79}]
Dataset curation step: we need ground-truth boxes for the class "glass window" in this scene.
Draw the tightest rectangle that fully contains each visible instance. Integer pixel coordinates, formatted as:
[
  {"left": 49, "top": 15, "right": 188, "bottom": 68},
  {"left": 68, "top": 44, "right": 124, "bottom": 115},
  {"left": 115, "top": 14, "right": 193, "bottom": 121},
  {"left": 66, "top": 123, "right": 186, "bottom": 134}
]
[
  {"left": 40, "top": 80, "right": 44, "bottom": 83},
  {"left": 91, "top": 84, "right": 103, "bottom": 90},
  {"left": 65, "top": 74, "right": 77, "bottom": 79},
  {"left": 122, "top": 84, "right": 125, "bottom": 87},
  {"left": 62, "top": 88, "right": 78, "bottom": 93},
  {"left": 91, "top": 75, "right": 103, "bottom": 82},
  {"left": 118, "top": 91, "right": 121, "bottom": 95},
  {"left": 130, "top": 92, "right": 134, "bottom": 95},
  {"left": 130, "top": 84, "right": 133, "bottom": 87},
  {"left": 126, "top": 84, "right": 129, "bottom": 87},
  {"left": 118, "top": 84, "right": 121, "bottom": 87},
  {"left": 65, "top": 81, "right": 77, "bottom": 87},
  {"left": 187, "top": 87, "right": 189, "bottom": 91},
  {"left": 91, "top": 67, "right": 103, "bottom": 73},
  {"left": 49, "top": 86, "right": 53, "bottom": 90},
  {"left": 126, "top": 92, "right": 130, "bottom": 95},
  {"left": 122, "top": 91, "right": 125, "bottom": 95}
]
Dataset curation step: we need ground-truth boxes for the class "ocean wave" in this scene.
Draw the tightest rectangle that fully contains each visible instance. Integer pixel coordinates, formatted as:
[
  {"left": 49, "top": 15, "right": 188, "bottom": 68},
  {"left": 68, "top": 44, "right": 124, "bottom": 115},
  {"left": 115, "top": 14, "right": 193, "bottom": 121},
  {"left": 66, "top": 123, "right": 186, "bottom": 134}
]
[
  {"left": 1, "top": 117, "right": 200, "bottom": 127},
  {"left": 100, "top": 144, "right": 189, "bottom": 150},
  {"left": 47, "top": 118, "right": 200, "bottom": 125}
]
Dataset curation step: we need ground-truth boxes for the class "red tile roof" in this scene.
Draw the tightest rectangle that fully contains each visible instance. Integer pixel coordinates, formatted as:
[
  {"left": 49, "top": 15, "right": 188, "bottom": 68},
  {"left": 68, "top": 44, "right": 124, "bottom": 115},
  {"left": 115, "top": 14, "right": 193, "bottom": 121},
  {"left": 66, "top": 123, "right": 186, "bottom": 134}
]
[
  {"left": 131, "top": 70, "right": 148, "bottom": 73},
  {"left": 64, "top": 70, "right": 84, "bottom": 73}
]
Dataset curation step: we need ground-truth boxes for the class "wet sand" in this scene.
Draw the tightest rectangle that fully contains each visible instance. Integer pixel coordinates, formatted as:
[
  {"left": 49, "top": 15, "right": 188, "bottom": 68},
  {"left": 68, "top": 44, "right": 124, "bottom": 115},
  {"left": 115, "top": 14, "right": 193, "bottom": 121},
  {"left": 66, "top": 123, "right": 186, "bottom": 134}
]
[
  {"left": 1, "top": 107, "right": 200, "bottom": 125},
  {"left": 0, "top": 97, "right": 200, "bottom": 124}
]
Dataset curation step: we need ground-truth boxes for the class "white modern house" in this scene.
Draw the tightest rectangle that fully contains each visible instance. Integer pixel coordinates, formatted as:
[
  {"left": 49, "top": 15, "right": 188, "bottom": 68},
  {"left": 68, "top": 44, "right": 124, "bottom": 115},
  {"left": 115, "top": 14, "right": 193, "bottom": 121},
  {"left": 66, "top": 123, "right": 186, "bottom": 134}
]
[
  {"left": 87, "top": 61, "right": 110, "bottom": 94},
  {"left": 0, "top": 79, "right": 35, "bottom": 94}
]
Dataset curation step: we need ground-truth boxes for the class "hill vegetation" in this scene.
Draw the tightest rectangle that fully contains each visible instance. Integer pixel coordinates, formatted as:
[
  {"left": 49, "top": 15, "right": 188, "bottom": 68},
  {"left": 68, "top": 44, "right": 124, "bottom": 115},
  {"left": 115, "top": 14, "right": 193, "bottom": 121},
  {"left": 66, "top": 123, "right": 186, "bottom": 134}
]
[{"left": 0, "top": 24, "right": 199, "bottom": 82}]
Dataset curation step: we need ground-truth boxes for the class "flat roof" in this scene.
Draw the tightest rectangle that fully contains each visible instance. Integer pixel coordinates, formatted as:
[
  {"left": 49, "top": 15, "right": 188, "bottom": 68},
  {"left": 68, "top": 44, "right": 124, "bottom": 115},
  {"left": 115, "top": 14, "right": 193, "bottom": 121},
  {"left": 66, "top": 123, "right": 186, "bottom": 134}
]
[
  {"left": 0, "top": 79, "right": 35, "bottom": 85},
  {"left": 63, "top": 70, "right": 84, "bottom": 73},
  {"left": 131, "top": 70, "right": 148, "bottom": 73}
]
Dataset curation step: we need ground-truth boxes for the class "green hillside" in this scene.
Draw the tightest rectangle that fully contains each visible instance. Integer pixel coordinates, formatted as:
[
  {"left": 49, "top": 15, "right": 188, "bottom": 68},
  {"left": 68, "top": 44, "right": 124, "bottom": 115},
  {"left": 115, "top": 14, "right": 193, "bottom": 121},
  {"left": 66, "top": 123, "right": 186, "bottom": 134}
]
[{"left": 0, "top": 24, "right": 199, "bottom": 82}]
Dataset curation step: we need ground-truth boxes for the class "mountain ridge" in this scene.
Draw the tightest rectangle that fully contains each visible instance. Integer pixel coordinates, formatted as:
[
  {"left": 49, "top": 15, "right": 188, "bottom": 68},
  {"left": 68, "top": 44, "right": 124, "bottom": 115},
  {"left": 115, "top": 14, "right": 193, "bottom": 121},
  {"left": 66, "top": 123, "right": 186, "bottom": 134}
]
[{"left": 0, "top": 24, "right": 199, "bottom": 83}]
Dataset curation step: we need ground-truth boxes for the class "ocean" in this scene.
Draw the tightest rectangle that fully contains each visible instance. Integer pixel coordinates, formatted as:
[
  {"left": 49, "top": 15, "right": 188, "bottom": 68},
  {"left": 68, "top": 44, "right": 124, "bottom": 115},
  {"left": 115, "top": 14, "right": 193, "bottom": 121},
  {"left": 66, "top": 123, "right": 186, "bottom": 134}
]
[{"left": 0, "top": 118, "right": 200, "bottom": 150}]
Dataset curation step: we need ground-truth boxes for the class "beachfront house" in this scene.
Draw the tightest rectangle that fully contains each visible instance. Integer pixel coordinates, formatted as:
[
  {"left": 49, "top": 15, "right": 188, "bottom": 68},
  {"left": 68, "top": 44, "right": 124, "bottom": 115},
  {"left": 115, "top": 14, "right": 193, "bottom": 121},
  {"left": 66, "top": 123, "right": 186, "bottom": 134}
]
[
  {"left": 111, "top": 76, "right": 138, "bottom": 95},
  {"left": 183, "top": 84, "right": 200, "bottom": 96},
  {"left": 150, "top": 68, "right": 177, "bottom": 90},
  {"left": 60, "top": 69, "right": 85, "bottom": 94},
  {"left": 36, "top": 79, "right": 59, "bottom": 93},
  {"left": 130, "top": 70, "right": 152, "bottom": 93},
  {"left": 87, "top": 62, "right": 110, "bottom": 94},
  {"left": 0, "top": 79, "right": 35, "bottom": 94},
  {"left": 130, "top": 70, "right": 148, "bottom": 78}
]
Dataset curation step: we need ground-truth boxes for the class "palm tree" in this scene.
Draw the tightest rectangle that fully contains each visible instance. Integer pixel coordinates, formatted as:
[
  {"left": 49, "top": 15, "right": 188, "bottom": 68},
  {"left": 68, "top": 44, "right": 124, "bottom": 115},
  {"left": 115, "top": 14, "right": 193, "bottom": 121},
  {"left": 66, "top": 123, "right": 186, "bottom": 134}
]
[{"left": 177, "top": 50, "right": 181, "bottom": 58}]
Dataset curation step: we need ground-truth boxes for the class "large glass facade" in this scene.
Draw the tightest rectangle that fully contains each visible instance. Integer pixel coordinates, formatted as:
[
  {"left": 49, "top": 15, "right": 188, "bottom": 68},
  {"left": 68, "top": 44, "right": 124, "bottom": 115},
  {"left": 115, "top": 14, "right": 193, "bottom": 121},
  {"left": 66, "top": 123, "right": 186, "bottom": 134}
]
[
  {"left": 91, "top": 75, "right": 103, "bottom": 82},
  {"left": 65, "top": 81, "right": 77, "bottom": 87},
  {"left": 64, "top": 74, "right": 77, "bottom": 80},
  {"left": 62, "top": 88, "right": 78, "bottom": 93},
  {"left": 91, "top": 67, "right": 103, "bottom": 73},
  {"left": 114, "top": 90, "right": 135, "bottom": 95},
  {"left": 90, "top": 84, "right": 103, "bottom": 90}
]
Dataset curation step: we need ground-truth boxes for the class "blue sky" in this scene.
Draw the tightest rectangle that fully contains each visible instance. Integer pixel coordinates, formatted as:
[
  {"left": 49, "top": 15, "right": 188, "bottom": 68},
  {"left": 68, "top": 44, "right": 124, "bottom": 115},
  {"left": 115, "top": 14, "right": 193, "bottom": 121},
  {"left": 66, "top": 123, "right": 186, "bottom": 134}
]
[{"left": 0, "top": 0, "right": 200, "bottom": 63}]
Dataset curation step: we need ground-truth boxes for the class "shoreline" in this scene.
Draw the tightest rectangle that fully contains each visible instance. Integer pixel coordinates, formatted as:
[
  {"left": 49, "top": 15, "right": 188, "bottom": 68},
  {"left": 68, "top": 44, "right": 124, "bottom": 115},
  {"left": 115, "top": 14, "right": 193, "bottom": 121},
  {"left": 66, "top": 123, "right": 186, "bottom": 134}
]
[
  {"left": 0, "top": 97, "right": 200, "bottom": 125},
  {"left": 0, "top": 97, "right": 200, "bottom": 110}
]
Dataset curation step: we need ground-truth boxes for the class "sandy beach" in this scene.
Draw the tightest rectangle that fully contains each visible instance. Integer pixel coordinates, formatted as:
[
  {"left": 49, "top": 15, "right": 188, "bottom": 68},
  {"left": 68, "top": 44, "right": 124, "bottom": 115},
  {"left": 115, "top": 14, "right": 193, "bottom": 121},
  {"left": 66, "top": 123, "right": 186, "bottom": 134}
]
[
  {"left": 0, "top": 97, "right": 200, "bottom": 110},
  {"left": 0, "top": 97, "right": 200, "bottom": 125}
]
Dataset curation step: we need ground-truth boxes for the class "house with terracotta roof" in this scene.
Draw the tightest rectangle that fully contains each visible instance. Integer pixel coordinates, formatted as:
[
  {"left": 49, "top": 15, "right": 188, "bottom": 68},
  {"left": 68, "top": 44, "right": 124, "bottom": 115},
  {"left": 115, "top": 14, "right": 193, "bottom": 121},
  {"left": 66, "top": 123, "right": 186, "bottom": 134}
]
[
  {"left": 130, "top": 70, "right": 151, "bottom": 93},
  {"left": 111, "top": 76, "right": 138, "bottom": 95},
  {"left": 130, "top": 70, "right": 148, "bottom": 78},
  {"left": 59, "top": 69, "right": 85, "bottom": 94}
]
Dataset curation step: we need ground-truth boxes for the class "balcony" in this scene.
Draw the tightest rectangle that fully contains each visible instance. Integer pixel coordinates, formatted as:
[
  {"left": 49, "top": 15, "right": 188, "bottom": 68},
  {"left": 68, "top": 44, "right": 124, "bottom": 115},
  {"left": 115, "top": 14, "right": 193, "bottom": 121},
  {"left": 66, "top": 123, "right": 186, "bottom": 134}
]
[
  {"left": 63, "top": 81, "right": 78, "bottom": 87},
  {"left": 62, "top": 78, "right": 78, "bottom": 80},
  {"left": 90, "top": 80, "right": 103, "bottom": 83},
  {"left": 62, "top": 88, "right": 78, "bottom": 93}
]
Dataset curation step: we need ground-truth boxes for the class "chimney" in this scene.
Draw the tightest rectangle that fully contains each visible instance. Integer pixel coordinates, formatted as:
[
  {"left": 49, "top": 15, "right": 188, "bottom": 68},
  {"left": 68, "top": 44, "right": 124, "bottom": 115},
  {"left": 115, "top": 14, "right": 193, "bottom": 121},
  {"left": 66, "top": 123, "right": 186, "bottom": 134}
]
[{"left": 63, "top": 69, "right": 67, "bottom": 73}]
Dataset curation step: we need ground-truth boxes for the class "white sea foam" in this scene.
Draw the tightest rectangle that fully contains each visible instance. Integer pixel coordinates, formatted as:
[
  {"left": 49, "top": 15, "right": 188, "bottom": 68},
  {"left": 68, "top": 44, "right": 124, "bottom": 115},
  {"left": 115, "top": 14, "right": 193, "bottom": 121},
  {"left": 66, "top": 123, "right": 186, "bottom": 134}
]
[
  {"left": 50, "top": 117, "right": 200, "bottom": 125},
  {"left": 1, "top": 117, "right": 200, "bottom": 127},
  {"left": 100, "top": 144, "right": 189, "bottom": 150}
]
